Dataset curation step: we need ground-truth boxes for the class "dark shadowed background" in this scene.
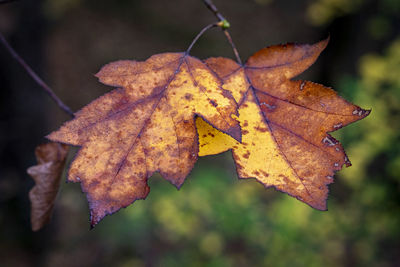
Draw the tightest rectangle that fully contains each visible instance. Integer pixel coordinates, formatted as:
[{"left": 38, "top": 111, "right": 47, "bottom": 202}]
[{"left": 0, "top": 0, "right": 399, "bottom": 266}]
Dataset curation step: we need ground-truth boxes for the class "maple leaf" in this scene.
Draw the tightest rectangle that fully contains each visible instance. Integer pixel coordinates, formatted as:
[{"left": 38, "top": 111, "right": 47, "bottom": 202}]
[
  {"left": 27, "top": 142, "right": 69, "bottom": 231},
  {"left": 47, "top": 53, "right": 240, "bottom": 226},
  {"left": 197, "top": 39, "right": 370, "bottom": 210}
]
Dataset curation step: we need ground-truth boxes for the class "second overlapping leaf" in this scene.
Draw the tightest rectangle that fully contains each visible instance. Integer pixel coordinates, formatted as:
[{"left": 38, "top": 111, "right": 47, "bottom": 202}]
[{"left": 198, "top": 39, "right": 369, "bottom": 210}]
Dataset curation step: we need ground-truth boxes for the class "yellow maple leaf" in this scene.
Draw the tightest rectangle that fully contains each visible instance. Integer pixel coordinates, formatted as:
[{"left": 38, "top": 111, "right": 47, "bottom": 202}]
[{"left": 48, "top": 53, "right": 240, "bottom": 226}]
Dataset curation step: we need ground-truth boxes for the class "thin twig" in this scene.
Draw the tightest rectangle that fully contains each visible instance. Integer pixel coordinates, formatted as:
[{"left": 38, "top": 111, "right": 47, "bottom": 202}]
[
  {"left": 0, "top": 32, "right": 74, "bottom": 117},
  {"left": 223, "top": 30, "right": 242, "bottom": 65},
  {"left": 186, "top": 23, "right": 217, "bottom": 54},
  {"left": 203, "top": 0, "right": 225, "bottom": 21},
  {"left": 202, "top": 0, "right": 242, "bottom": 65},
  {"left": 0, "top": 0, "right": 19, "bottom": 4}
]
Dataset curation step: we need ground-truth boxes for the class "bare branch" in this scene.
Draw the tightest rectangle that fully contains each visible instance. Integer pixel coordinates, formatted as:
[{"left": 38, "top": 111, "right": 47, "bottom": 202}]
[{"left": 0, "top": 32, "right": 74, "bottom": 117}]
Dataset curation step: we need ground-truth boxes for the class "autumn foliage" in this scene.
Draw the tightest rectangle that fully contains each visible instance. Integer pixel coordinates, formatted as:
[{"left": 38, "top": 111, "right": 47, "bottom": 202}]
[
  {"left": 42, "top": 37, "right": 369, "bottom": 227},
  {"left": 0, "top": 0, "right": 367, "bottom": 230}
]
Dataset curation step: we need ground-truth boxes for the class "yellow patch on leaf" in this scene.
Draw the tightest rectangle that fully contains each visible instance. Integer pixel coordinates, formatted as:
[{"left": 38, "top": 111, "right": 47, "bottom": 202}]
[{"left": 198, "top": 39, "right": 370, "bottom": 210}]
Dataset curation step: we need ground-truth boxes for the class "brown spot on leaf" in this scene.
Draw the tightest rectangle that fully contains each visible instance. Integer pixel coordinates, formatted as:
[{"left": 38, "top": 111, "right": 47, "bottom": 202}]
[
  {"left": 254, "top": 126, "right": 268, "bottom": 133},
  {"left": 235, "top": 162, "right": 244, "bottom": 171},
  {"left": 184, "top": 93, "right": 193, "bottom": 100},
  {"left": 242, "top": 150, "right": 251, "bottom": 159},
  {"left": 209, "top": 99, "right": 218, "bottom": 107}
]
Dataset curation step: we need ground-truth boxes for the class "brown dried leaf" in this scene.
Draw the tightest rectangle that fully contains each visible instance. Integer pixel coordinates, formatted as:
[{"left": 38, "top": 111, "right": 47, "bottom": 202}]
[
  {"left": 198, "top": 39, "right": 370, "bottom": 210},
  {"left": 47, "top": 53, "right": 240, "bottom": 226},
  {"left": 27, "top": 142, "right": 68, "bottom": 231}
]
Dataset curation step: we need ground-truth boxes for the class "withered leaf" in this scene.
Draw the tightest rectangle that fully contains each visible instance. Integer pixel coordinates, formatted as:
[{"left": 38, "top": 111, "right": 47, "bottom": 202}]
[
  {"left": 27, "top": 142, "right": 69, "bottom": 231},
  {"left": 197, "top": 39, "right": 370, "bottom": 210},
  {"left": 47, "top": 53, "right": 240, "bottom": 226}
]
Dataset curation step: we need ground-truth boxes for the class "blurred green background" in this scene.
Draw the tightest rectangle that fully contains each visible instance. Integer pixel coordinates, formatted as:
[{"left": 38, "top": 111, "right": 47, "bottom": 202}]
[{"left": 0, "top": 0, "right": 399, "bottom": 266}]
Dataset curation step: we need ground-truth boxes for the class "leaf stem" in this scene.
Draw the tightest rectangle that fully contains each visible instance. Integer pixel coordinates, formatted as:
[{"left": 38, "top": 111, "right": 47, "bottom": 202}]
[
  {"left": 222, "top": 30, "right": 242, "bottom": 65},
  {"left": 202, "top": 0, "right": 242, "bottom": 65},
  {"left": 0, "top": 32, "right": 74, "bottom": 117},
  {"left": 186, "top": 23, "right": 217, "bottom": 55}
]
